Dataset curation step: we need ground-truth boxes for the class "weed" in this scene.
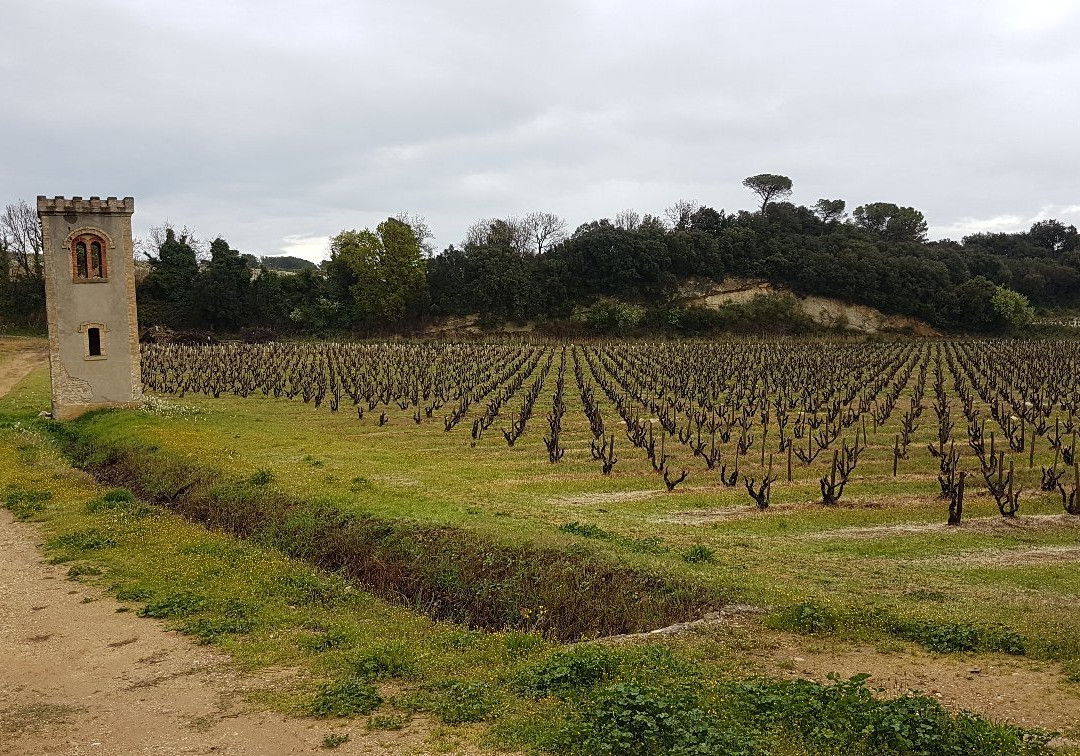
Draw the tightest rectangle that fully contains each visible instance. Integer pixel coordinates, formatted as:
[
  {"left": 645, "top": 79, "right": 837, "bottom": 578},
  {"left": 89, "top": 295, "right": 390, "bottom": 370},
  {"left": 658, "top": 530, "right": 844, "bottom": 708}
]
[
  {"left": 680, "top": 544, "right": 715, "bottom": 564},
  {"left": 67, "top": 564, "right": 102, "bottom": 579},
  {"left": 138, "top": 592, "right": 207, "bottom": 619},
  {"left": 15, "top": 442, "right": 38, "bottom": 464},
  {"left": 0, "top": 703, "right": 85, "bottom": 735},
  {"left": 732, "top": 673, "right": 1049, "bottom": 756},
  {"left": 348, "top": 643, "right": 413, "bottom": 680},
  {"left": 321, "top": 732, "right": 350, "bottom": 749},
  {"left": 883, "top": 616, "right": 1026, "bottom": 655},
  {"left": 367, "top": 713, "right": 408, "bottom": 730},
  {"left": 301, "top": 629, "right": 353, "bottom": 653},
  {"left": 430, "top": 680, "right": 498, "bottom": 724},
  {"left": 113, "top": 583, "right": 153, "bottom": 602},
  {"left": 86, "top": 488, "right": 153, "bottom": 518},
  {"left": 772, "top": 601, "right": 838, "bottom": 634},
  {"left": 249, "top": 468, "right": 275, "bottom": 486},
  {"left": 276, "top": 569, "right": 344, "bottom": 608},
  {"left": 559, "top": 522, "right": 612, "bottom": 540},
  {"left": 556, "top": 682, "right": 748, "bottom": 756},
  {"left": 517, "top": 646, "right": 619, "bottom": 699},
  {"left": 310, "top": 678, "right": 382, "bottom": 718},
  {"left": 49, "top": 528, "right": 117, "bottom": 552},
  {"left": 624, "top": 536, "right": 666, "bottom": 554},
  {"left": 503, "top": 631, "right": 544, "bottom": 656},
  {"left": 1063, "top": 659, "right": 1080, "bottom": 684},
  {"left": 4, "top": 489, "right": 52, "bottom": 520},
  {"left": 179, "top": 607, "right": 255, "bottom": 644}
]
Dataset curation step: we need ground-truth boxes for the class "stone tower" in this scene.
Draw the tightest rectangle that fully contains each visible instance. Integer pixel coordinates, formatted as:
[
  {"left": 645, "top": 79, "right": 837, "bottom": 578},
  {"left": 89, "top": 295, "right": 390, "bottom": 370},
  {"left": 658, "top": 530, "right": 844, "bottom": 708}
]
[{"left": 37, "top": 196, "right": 142, "bottom": 420}]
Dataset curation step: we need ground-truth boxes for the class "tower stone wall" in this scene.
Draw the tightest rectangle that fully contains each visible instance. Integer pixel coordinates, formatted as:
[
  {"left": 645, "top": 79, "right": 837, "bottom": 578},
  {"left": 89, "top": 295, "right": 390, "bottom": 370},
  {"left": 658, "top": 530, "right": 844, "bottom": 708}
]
[{"left": 37, "top": 196, "right": 142, "bottom": 420}]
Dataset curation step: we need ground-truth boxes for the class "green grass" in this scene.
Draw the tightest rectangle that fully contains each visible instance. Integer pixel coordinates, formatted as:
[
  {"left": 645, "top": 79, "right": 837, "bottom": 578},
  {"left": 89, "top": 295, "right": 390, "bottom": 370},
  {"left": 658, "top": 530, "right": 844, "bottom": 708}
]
[
  {"left": 14, "top": 356, "right": 1076, "bottom": 660},
  {"left": 0, "top": 341, "right": 1076, "bottom": 752}
]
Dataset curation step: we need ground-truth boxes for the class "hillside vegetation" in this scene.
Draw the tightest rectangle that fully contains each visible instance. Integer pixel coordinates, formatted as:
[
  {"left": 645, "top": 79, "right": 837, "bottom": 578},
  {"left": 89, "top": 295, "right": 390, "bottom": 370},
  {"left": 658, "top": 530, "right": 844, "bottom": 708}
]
[{"left": 3, "top": 178, "right": 1079, "bottom": 336}]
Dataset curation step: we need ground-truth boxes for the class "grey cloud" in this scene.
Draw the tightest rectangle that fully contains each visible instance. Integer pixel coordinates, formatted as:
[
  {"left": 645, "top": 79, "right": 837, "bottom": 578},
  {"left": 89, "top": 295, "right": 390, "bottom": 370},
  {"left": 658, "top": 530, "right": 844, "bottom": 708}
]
[{"left": 2, "top": 0, "right": 1078, "bottom": 260}]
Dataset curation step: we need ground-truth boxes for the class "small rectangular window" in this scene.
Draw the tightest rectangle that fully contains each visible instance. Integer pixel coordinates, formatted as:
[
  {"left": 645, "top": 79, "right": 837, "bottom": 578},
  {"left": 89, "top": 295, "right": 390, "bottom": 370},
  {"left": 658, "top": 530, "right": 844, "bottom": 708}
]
[{"left": 88, "top": 327, "right": 102, "bottom": 357}]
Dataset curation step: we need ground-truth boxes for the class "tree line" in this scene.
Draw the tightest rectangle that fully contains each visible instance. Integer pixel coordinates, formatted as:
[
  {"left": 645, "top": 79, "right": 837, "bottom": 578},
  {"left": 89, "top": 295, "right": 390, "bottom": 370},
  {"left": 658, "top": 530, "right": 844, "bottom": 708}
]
[{"left": 2, "top": 177, "right": 1078, "bottom": 336}]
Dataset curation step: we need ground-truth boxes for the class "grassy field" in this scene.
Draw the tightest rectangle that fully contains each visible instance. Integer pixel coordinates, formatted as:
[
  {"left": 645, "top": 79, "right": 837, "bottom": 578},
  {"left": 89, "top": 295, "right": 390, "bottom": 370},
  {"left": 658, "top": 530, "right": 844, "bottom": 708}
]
[{"left": 2, "top": 337, "right": 1079, "bottom": 754}]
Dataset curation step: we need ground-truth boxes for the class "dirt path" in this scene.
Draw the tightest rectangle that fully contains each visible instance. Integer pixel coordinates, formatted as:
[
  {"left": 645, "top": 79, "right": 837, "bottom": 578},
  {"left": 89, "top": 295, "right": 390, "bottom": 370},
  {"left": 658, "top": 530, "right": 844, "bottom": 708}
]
[
  {"left": 0, "top": 343, "right": 48, "bottom": 397},
  {"left": 0, "top": 347, "right": 439, "bottom": 755}
]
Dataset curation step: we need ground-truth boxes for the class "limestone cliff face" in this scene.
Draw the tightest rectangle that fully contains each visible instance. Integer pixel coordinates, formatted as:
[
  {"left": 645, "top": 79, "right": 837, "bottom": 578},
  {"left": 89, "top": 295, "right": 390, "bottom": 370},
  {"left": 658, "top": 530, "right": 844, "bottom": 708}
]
[{"left": 679, "top": 277, "right": 939, "bottom": 336}]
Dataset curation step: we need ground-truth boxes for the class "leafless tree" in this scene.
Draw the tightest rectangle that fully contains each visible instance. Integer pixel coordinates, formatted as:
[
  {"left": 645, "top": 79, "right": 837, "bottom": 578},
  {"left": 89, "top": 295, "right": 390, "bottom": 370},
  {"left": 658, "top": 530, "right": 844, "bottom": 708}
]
[
  {"left": 521, "top": 211, "right": 567, "bottom": 255},
  {"left": 1, "top": 199, "right": 43, "bottom": 278},
  {"left": 464, "top": 216, "right": 531, "bottom": 256},
  {"left": 394, "top": 211, "right": 436, "bottom": 257},
  {"left": 136, "top": 222, "right": 207, "bottom": 262},
  {"left": 664, "top": 199, "right": 701, "bottom": 231},
  {"left": 614, "top": 209, "right": 641, "bottom": 232}
]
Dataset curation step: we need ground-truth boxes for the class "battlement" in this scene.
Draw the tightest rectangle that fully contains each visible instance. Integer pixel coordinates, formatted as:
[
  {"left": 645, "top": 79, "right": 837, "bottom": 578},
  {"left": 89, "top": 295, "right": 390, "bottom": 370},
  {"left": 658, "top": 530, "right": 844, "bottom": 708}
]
[{"left": 37, "top": 196, "right": 135, "bottom": 215}]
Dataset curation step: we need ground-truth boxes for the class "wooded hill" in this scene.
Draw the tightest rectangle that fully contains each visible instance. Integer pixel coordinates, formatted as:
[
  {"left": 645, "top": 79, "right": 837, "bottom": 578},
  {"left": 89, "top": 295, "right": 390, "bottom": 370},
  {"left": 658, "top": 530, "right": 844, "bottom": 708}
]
[{"left": 3, "top": 179, "right": 1078, "bottom": 336}]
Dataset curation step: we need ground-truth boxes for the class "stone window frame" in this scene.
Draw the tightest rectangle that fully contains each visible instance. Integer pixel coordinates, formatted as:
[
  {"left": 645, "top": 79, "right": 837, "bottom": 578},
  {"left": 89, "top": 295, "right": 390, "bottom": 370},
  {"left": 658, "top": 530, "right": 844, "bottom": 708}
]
[
  {"left": 66, "top": 227, "right": 113, "bottom": 282},
  {"left": 78, "top": 322, "right": 109, "bottom": 360}
]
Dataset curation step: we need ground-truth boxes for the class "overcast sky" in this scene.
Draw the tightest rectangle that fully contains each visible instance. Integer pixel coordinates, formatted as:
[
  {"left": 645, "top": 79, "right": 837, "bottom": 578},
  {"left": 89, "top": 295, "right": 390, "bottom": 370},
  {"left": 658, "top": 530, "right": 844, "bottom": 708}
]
[{"left": 3, "top": 0, "right": 1078, "bottom": 261}]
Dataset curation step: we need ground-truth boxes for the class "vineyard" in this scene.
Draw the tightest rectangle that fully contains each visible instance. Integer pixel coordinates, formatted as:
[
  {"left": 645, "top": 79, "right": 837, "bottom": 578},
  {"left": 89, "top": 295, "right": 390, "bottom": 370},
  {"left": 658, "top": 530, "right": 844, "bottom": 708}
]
[
  {"left": 5, "top": 336, "right": 1080, "bottom": 752},
  {"left": 140, "top": 339, "right": 1080, "bottom": 521}
]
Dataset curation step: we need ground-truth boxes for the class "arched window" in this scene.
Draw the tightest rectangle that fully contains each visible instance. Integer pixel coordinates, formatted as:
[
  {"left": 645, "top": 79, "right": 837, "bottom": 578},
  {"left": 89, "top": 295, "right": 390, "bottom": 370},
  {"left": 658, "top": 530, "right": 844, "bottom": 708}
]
[
  {"left": 75, "top": 242, "right": 88, "bottom": 278},
  {"left": 71, "top": 234, "right": 107, "bottom": 280}
]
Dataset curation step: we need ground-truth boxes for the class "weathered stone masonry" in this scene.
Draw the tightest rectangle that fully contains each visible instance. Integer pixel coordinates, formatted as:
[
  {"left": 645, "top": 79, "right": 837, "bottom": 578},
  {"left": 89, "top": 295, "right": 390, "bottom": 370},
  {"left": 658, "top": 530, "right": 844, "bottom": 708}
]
[{"left": 37, "top": 196, "right": 141, "bottom": 420}]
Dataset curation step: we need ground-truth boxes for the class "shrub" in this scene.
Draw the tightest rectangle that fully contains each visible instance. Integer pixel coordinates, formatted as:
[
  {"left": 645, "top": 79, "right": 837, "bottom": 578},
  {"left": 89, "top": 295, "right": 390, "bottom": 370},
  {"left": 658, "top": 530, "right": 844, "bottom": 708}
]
[{"left": 581, "top": 299, "right": 647, "bottom": 332}]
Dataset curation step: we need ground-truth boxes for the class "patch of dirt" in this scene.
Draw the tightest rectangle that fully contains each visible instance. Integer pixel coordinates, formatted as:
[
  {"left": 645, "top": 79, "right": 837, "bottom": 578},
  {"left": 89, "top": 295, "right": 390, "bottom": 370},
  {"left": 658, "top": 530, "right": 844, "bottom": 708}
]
[
  {"left": 0, "top": 509, "right": 456, "bottom": 755},
  {"left": 593, "top": 609, "right": 1080, "bottom": 734},
  {"left": 549, "top": 489, "right": 660, "bottom": 507},
  {"left": 797, "top": 513, "right": 1080, "bottom": 541},
  {"left": 658, "top": 505, "right": 767, "bottom": 525},
  {"left": 759, "top": 638, "right": 1080, "bottom": 733},
  {"left": 916, "top": 545, "right": 1080, "bottom": 568},
  {"left": 0, "top": 345, "right": 48, "bottom": 396}
]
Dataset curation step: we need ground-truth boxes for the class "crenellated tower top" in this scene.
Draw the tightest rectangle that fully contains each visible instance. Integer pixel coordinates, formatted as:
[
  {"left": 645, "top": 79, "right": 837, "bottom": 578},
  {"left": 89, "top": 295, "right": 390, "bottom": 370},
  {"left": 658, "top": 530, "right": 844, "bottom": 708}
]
[{"left": 37, "top": 196, "right": 135, "bottom": 215}]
